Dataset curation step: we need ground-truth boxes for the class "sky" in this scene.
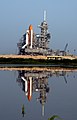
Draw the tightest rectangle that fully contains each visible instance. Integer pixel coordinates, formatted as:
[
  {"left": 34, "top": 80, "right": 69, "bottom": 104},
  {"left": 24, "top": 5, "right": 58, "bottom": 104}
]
[{"left": 0, "top": 0, "right": 77, "bottom": 54}]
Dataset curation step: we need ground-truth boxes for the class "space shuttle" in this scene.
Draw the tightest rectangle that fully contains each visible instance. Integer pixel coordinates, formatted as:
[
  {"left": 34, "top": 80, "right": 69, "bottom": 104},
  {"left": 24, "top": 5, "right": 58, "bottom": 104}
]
[{"left": 22, "top": 25, "right": 33, "bottom": 49}]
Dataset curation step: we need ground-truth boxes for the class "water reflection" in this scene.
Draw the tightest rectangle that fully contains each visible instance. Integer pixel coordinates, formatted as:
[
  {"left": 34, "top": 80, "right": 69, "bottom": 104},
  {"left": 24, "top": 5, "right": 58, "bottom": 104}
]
[
  {"left": 16, "top": 68, "right": 71, "bottom": 116},
  {"left": 17, "top": 70, "right": 50, "bottom": 116},
  {"left": 0, "top": 67, "right": 77, "bottom": 120}
]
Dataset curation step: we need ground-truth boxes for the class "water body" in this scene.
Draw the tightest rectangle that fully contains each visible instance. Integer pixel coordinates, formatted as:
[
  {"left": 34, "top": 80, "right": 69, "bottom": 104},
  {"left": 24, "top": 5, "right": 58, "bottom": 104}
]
[{"left": 0, "top": 67, "right": 77, "bottom": 120}]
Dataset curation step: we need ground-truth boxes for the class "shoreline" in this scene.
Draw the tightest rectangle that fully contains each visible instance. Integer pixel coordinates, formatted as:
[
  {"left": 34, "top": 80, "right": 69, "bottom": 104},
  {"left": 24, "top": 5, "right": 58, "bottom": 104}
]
[
  {"left": 0, "top": 55, "right": 77, "bottom": 67},
  {"left": 0, "top": 66, "right": 77, "bottom": 71},
  {"left": 0, "top": 65, "right": 77, "bottom": 71}
]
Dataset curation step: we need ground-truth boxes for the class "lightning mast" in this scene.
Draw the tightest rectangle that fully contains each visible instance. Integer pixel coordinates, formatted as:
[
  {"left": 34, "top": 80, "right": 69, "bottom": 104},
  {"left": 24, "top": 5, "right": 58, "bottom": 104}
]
[{"left": 44, "top": 10, "right": 46, "bottom": 21}]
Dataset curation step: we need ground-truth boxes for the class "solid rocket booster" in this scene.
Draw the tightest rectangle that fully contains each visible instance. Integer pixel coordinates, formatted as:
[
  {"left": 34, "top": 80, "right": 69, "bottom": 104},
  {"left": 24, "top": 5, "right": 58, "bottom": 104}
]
[
  {"left": 26, "top": 30, "right": 29, "bottom": 46},
  {"left": 22, "top": 30, "right": 29, "bottom": 49},
  {"left": 21, "top": 76, "right": 28, "bottom": 93}
]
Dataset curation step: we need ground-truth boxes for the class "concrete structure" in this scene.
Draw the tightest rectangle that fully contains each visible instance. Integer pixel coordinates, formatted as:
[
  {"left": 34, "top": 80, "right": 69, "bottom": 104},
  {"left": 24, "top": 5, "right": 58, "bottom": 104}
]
[{"left": 0, "top": 54, "right": 77, "bottom": 60}]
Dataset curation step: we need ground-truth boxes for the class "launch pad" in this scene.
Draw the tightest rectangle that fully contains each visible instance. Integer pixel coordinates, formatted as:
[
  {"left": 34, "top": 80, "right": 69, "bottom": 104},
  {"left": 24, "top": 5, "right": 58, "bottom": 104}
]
[{"left": 17, "top": 11, "right": 51, "bottom": 55}]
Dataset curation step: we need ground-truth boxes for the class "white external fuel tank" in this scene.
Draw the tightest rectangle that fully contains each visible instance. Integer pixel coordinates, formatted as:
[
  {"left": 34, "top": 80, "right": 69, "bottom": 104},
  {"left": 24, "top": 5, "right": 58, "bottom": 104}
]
[
  {"left": 29, "top": 25, "right": 33, "bottom": 49},
  {"left": 27, "top": 77, "right": 32, "bottom": 101}
]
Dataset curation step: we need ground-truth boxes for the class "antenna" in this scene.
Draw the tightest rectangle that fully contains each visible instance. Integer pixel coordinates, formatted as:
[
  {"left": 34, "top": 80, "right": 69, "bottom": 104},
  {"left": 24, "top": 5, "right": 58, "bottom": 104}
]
[{"left": 44, "top": 10, "right": 46, "bottom": 21}]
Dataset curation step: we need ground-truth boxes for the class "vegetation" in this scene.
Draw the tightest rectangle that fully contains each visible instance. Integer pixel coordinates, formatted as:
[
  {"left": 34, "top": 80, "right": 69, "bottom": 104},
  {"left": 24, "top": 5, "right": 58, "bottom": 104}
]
[
  {"left": 22, "top": 104, "right": 25, "bottom": 117},
  {"left": 0, "top": 58, "right": 77, "bottom": 67},
  {"left": 48, "top": 115, "right": 63, "bottom": 120}
]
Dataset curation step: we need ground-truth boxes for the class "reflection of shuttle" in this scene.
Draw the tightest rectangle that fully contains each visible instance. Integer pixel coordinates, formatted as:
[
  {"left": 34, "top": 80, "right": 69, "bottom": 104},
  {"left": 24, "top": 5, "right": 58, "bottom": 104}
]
[{"left": 21, "top": 76, "right": 32, "bottom": 101}]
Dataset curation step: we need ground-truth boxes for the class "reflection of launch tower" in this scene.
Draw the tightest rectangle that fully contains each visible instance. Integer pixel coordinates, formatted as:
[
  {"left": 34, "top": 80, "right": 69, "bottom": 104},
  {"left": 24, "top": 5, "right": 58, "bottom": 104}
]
[
  {"left": 16, "top": 69, "right": 68, "bottom": 116},
  {"left": 17, "top": 70, "right": 50, "bottom": 116},
  {"left": 36, "top": 78, "right": 49, "bottom": 116}
]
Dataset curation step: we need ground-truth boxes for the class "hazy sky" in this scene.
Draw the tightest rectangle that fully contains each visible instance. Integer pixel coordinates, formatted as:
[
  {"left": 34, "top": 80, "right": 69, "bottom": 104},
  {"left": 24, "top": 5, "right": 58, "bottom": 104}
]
[{"left": 0, "top": 0, "right": 77, "bottom": 54}]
